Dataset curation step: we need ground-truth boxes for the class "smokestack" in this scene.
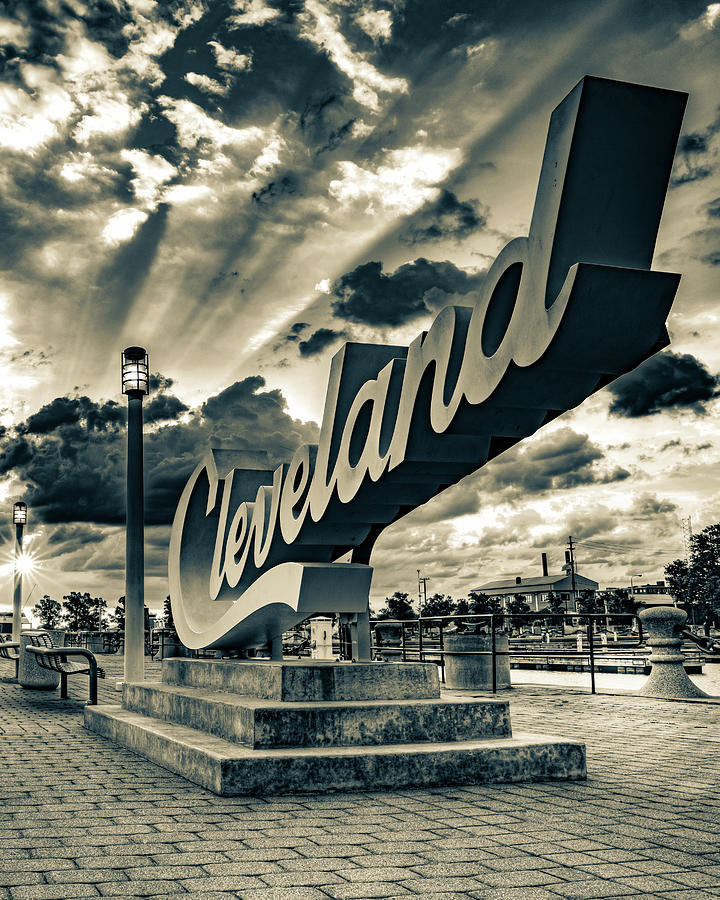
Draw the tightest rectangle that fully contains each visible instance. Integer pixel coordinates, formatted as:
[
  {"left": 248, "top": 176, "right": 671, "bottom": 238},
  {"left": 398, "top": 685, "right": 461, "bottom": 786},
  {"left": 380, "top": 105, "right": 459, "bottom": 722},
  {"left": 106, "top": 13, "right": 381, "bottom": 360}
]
[{"left": 541, "top": 553, "right": 548, "bottom": 577}]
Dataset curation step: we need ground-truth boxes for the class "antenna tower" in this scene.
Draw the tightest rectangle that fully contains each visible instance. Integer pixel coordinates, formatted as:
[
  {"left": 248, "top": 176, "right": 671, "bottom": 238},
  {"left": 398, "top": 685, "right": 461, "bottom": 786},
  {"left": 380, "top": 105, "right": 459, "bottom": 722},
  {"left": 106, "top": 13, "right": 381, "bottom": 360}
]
[{"left": 681, "top": 516, "right": 692, "bottom": 561}]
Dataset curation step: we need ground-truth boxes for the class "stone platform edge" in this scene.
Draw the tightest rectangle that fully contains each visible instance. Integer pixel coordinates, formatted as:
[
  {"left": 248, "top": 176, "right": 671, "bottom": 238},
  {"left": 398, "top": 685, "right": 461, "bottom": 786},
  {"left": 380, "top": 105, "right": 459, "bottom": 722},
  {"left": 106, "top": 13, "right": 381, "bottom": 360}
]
[{"left": 85, "top": 704, "right": 586, "bottom": 797}]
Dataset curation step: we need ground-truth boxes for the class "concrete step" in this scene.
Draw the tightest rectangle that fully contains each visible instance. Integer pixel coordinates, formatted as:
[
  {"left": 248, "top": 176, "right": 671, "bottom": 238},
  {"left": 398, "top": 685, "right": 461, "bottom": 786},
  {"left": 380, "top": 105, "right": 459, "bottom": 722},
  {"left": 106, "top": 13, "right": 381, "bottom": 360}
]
[
  {"left": 162, "top": 658, "right": 440, "bottom": 701},
  {"left": 123, "top": 682, "right": 511, "bottom": 749},
  {"left": 84, "top": 704, "right": 586, "bottom": 796}
]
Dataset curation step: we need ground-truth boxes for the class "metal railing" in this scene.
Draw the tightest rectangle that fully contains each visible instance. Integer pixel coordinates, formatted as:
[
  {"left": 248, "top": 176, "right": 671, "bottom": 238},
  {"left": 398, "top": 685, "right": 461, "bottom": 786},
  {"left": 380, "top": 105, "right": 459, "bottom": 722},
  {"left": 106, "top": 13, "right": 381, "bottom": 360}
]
[{"left": 371, "top": 612, "right": 645, "bottom": 694}]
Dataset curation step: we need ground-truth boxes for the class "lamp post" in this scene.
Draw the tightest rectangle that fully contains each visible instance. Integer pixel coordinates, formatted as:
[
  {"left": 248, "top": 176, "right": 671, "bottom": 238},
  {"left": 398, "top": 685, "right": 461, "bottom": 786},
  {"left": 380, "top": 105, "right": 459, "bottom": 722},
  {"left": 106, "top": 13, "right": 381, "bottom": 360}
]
[
  {"left": 12, "top": 502, "right": 27, "bottom": 641},
  {"left": 122, "top": 347, "right": 149, "bottom": 684}
]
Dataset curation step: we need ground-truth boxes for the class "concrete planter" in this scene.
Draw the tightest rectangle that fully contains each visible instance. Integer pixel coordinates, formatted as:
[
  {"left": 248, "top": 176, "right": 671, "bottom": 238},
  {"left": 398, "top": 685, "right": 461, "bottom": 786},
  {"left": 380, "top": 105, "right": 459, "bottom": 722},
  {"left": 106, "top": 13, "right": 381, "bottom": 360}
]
[
  {"left": 443, "top": 632, "right": 511, "bottom": 690},
  {"left": 18, "top": 633, "right": 59, "bottom": 690}
]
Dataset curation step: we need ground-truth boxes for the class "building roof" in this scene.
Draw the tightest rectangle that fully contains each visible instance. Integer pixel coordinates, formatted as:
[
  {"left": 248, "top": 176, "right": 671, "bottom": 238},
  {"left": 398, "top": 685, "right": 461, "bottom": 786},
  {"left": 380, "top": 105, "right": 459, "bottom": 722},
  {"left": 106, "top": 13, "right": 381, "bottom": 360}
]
[{"left": 474, "top": 573, "right": 598, "bottom": 596}]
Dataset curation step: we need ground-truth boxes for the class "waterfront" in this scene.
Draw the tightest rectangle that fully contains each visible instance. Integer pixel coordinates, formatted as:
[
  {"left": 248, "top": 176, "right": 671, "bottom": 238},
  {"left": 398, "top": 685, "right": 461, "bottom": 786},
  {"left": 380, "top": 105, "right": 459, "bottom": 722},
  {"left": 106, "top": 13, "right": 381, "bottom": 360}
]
[{"left": 512, "top": 662, "right": 720, "bottom": 696}]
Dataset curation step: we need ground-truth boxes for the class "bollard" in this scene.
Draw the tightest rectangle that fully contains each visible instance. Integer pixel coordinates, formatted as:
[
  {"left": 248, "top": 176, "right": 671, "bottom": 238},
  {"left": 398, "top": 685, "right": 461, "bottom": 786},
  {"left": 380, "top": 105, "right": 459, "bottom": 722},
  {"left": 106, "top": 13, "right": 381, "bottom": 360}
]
[{"left": 638, "top": 606, "right": 709, "bottom": 699}]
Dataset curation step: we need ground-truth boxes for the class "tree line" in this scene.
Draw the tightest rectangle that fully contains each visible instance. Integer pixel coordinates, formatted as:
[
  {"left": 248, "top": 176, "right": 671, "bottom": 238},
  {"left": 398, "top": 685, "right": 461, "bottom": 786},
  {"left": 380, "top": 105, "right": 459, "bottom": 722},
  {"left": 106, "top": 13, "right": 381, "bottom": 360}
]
[
  {"left": 376, "top": 587, "right": 635, "bottom": 621},
  {"left": 32, "top": 592, "right": 126, "bottom": 631},
  {"left": 32, "top": 593, "right": 176, "bottom": 633}
]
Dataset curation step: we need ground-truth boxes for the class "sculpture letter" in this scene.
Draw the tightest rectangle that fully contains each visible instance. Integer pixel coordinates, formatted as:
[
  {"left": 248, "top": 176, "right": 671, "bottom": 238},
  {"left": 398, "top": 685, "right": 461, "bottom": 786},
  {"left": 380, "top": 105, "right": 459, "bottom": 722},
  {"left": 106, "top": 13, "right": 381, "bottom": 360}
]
[{"left": 169, "top": 76, "right": 687, "bottom": 651}]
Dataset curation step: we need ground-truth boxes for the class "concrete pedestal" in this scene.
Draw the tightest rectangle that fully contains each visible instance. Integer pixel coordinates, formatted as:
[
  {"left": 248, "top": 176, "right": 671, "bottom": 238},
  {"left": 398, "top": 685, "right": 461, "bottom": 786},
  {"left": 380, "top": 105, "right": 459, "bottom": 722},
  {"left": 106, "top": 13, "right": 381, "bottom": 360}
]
[
  {"left": 85, "top": 658, "right": 584, "bottom": 795},
  {"left": 443, "top": 633, "right": 511, "bottom": 690},
  {"left": 18, "top": 633, "right": 59, "bottom": 690},
  {"left": 638, "top": 606, "right": 709, "bottom": 699}
]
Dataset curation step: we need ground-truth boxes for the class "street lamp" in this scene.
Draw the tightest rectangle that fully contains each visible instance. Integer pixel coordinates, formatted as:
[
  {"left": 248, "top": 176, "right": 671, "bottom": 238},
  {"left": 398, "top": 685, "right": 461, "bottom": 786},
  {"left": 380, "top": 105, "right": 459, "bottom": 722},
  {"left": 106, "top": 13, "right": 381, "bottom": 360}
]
[
  {"left": 630, "top": 573, "right": 643, "bottom": 596},
  {"left": 122, "top": 347, "right": 149, "bottom": 684},
  {"left": 12, "top": 502, "right": 27, "bottom": 641}
]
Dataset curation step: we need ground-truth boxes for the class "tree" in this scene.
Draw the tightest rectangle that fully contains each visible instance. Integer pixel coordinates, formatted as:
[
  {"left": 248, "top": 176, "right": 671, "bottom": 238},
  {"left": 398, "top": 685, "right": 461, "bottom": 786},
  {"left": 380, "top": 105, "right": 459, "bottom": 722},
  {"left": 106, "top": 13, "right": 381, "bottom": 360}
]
[
  {"left": 665, "top": 523, "right": 720, "bottom": 622},
  {"left": 33, "top": 595, "right": 61, "bottom": 630},
  {"left": 62, "top": 592, "right": 107, "bottom": 631},
  {"left": 576, "top": 589, "right": 600, "bottom": 614},
  {"left": 547, "top": 592, "right": 566, "bottom": 615},
  {"left": 454, "top": 598, "right": 470, "bottom": 616},
  {"left": 602, "top": 589, "right": 634, "bottom": 616},
  {"left": 164, "top": 595, "right": 175, "bottom": 633},
  {"left": 376, "top": 591, "right": 417, "bottom": 621},
  {"left": 665, "top": 558, "right": 690, "bottom": 605},
  {"left": 466, "top": 591, "right": 504, "bottom": 630},
  {"left": 422, "top": 593, "right": 455, "bottom": 618},
  {"left": 111, "top": 596, "right": 125, "bottom": 630},
  {"left": 507, "top": 594, "right": 531, "bottom": 616},
  {"left": 467, "top": 591, "right": 503, "bottom": 616}
]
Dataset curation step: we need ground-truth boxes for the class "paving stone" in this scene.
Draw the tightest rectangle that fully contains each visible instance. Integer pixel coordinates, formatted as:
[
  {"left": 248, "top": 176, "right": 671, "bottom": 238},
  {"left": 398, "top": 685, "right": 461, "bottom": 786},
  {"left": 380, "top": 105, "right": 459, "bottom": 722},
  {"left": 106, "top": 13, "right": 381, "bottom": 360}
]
[
  {"left": 477, "top": 871, "right": 562, "bottom": 888},
  {"left": 348, "top": 854, "right": 428, "bottom": 868},
  {"left": 398, "top": 877, "right": 486, "bottom": 892},
  {"left": 45, "top": 872, "right": 128, "bottom": 885},
  {"left": 96, "top": 882, "right": 181, "bottom": 896},
  {"left": 180, "top": 876, "right": 267, "bottom": 891},
  {"left": 0, "top": 878, "right": 44, "bottom": 890},
  {"left": 236, "top": 890, "right": 334, "bottom": 900},
  {"left": 9, "top": 887, "right": 100, "bottom": 900},
  {"left": 470, "top": 890, "right": 562, "bottom": 900},
  {"left": 323, "top": 884, "right": 414, "bottom": 898},
  {"left": 545, "top": 882, "right": 636, "bottom": 898}
]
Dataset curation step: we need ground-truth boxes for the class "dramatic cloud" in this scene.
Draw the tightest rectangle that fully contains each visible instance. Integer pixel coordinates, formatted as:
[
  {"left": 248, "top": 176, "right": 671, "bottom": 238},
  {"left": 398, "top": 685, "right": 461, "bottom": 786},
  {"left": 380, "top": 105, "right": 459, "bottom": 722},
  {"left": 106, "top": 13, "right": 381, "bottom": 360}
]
[
  {"left": 631, "top": 493, "right": 678, "bottom": 517},
  {"left": 251, "top": 175, "right": 298, "bottom": 205},
  {"left": 1, "top": 375, "right": 317, "bottom": 526},
  {"left": 705, "top": 197, "right": 720, "bottom": 218},
  {"left": 298, "top": 327, "right": 347, "bottom": 357},
  {"left": 479, "top": 427, "right": 630, "bottom": 497},
  {"left": 330, "top": 258, "right": 484, "bottom": 326},
  {"left": 402, "top": 190, "right": 488, "bottom": 244},
  {"left": 671, "top": 110, "right": 720, "bottom": 186},
  {"left": 607, "top": 351, "right": 720, "bottom": 417}
]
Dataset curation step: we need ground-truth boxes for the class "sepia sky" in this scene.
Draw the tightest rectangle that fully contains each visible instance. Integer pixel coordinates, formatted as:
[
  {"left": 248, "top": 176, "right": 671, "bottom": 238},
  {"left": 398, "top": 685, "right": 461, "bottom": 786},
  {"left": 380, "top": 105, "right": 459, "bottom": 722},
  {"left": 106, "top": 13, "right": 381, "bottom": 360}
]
[{"left": 1, "top": 0, "right": 719, "bottom": 614}]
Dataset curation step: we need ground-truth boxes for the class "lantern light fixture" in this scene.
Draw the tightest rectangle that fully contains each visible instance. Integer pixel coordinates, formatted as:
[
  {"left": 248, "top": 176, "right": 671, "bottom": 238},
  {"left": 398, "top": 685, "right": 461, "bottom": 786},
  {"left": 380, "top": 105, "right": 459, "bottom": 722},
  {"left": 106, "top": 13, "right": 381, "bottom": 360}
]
[
  {"left": 121, "top": 346, "right": 149, "bottom": 396},
  {"left": 12, "top": 501, "right": 27, "bottom": 526}
]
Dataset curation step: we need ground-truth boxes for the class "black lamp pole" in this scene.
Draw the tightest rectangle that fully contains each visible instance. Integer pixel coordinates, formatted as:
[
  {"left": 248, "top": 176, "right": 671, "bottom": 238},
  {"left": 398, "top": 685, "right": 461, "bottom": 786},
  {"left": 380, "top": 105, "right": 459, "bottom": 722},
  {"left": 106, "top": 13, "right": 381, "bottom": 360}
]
[
  {"left": 122, "top": 347, "right": 149, "bottom": 683},
  {"left": 12, "top": 502, "right": 27, "bottom": 641}
]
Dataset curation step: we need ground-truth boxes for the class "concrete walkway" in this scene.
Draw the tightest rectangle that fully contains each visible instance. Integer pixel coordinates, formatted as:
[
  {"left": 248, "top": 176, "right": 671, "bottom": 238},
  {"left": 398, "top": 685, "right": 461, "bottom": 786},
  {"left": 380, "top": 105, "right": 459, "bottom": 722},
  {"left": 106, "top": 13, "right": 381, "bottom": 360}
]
[{"left": 1, "top": 655, "right": 720, "bottom": 900}]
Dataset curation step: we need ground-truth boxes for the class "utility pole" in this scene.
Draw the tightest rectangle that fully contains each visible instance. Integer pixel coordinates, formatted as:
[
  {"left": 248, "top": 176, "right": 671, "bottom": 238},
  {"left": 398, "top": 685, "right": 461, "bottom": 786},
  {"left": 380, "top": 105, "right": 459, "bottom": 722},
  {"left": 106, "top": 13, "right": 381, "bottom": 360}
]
[
  {"left": 567, "top": 536, "right": 577, "bottom": 612},
  {"left": 417, "top": 569, "right": 429, "bottom": 616}
]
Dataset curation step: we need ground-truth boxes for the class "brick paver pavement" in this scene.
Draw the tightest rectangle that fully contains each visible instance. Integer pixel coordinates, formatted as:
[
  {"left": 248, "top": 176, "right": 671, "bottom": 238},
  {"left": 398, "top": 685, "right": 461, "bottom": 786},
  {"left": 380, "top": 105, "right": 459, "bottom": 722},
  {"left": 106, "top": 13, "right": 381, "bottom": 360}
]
[{"left": 1, "top": 654, "right": 719, "bottom": 900}]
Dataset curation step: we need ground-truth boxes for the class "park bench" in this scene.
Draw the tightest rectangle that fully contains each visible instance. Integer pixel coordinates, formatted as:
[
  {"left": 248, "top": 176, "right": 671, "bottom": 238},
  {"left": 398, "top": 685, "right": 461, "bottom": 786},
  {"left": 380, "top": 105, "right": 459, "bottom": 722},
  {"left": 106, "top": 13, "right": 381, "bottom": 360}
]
[
  {"left": 0, "top": 637, "right": 19, "bottom": 678},
  {"left": 25, "top": 632, "right": 105, "bottom": 705}
]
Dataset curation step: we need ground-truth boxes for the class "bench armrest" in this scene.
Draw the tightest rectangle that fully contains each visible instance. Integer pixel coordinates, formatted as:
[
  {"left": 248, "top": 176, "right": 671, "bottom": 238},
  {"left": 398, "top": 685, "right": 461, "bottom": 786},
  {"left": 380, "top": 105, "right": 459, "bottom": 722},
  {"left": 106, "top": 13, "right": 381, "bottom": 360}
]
[
  {"left": 26, "top": 646, "right": 97, "bottom": 666},
  {"left": 0, "top": 642, "right": 19, "bottom": 659}
]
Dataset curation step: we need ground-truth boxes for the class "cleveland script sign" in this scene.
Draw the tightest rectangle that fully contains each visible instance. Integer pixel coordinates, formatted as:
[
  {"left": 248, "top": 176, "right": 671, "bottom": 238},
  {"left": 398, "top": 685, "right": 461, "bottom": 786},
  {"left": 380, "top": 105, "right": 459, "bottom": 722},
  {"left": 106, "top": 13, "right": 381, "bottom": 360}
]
[{"left": 169, "top": 76, "right": 687, "bottom": 651}]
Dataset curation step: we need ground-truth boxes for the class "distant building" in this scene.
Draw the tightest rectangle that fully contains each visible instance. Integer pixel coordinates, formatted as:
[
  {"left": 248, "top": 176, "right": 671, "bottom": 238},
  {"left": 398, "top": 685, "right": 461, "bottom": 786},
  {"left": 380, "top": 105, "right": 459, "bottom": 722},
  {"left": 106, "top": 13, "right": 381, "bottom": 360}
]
[
  {"left": 0, "top": 611, "right": 32, "bottom": 635},
  {"left": 474, "top": 572, "right": 599, "bottom": 612},
  {"left": 603, "top": 581, "right": 673, "bottom": 609}
]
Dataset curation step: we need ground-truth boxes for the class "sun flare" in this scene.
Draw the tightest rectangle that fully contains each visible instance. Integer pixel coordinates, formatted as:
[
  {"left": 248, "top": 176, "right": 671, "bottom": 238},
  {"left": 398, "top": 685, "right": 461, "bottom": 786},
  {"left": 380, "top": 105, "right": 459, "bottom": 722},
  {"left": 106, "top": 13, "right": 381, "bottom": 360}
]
[{"left": 15, "top": 552, "right": 38, "bottom": 577}]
